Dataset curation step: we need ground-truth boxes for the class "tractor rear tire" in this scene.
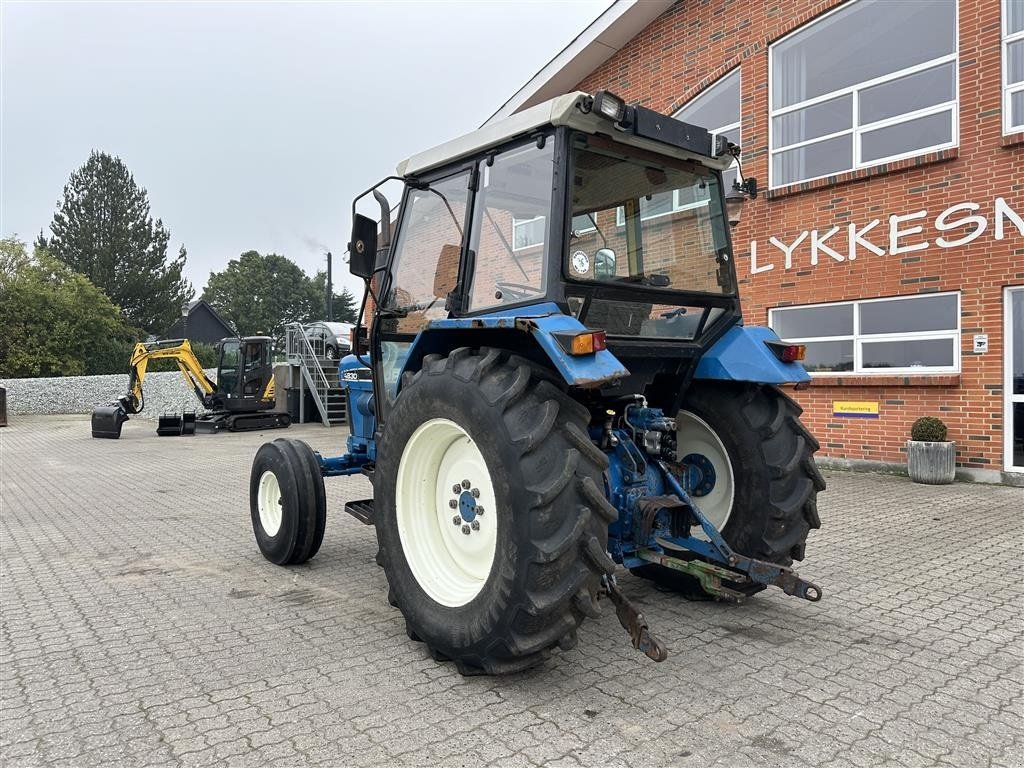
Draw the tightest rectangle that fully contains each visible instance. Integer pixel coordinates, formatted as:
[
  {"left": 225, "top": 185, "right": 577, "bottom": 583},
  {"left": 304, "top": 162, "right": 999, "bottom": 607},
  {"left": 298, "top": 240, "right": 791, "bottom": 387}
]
[
  {"left": 250, "top": 438, "right": 327, "bottom": 565},
  {"left": 373, "top": 347, "right": 616, "bottom": 675},
  {"left": 631, "top": 382, "right": 824, "bottom": 595}
]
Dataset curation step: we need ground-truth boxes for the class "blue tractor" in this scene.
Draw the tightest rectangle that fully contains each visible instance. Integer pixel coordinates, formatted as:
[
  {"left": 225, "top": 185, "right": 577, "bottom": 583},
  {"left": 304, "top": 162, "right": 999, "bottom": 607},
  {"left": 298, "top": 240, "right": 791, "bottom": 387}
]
[{"left": 248, "top": 90, "right": 825, "bottom": 674}]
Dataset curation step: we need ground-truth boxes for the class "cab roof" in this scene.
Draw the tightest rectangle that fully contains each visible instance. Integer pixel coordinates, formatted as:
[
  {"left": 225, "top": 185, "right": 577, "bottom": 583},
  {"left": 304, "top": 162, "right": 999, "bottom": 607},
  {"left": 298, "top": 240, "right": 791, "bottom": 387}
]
[{"left": 396, "top": 91, "right": 733, "bottom": 178}]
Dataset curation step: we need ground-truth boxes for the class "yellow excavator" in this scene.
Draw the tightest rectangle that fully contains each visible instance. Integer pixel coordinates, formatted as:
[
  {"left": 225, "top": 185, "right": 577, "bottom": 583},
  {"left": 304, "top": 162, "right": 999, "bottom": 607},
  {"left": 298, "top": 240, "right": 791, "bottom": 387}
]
[{"left": 91, "top": 337, "right": 291, "bottom": 438}]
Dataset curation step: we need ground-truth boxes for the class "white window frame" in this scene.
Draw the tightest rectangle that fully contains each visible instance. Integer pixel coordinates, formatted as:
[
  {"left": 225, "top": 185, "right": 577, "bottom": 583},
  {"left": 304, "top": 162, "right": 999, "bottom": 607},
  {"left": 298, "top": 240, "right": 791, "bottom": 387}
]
[
  {"left": 511, "top": 215, "right": 545, "bottom": 252},
  {"left": 1004, "top": 285, "right": 1024, "bottom": 472},
  {"left": 768, "top": 0, "right": 960, "bottom": 189},
  {"left": 1004, "top": 0, "right": 1024, "bottom": 134},
  {"left": 614, "top": 190, "right": 710, "bottom": 226},
  {"left": 768, "top": 292, "right": 961, "bottom": 376},
  {"left": 512, "top": 214, "right": 596, "bottom": 251}
]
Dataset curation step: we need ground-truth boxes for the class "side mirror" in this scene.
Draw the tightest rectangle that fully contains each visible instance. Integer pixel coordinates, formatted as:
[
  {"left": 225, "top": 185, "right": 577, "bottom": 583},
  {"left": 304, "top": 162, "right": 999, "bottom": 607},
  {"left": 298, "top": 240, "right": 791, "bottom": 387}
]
[
  {"left": 348, "top": 214, "right": 378, "bottom": 279},
  {"left": 595, "top": 247, "right": 617, "bottom": 279}
]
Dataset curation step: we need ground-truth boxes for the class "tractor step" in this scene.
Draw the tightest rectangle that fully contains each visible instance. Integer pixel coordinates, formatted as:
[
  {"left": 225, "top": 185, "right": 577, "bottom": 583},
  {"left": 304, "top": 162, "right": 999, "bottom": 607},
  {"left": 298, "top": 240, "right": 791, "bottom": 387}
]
[{"left": 344, "top": 499, "right": 375, "bottom": 525}]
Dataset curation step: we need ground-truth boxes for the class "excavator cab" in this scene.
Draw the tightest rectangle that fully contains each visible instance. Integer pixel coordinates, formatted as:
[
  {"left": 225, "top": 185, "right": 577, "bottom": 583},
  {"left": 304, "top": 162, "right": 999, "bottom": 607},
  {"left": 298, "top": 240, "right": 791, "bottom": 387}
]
[{"left": 210, "top": 336, "right": 276, "bottom": 414}]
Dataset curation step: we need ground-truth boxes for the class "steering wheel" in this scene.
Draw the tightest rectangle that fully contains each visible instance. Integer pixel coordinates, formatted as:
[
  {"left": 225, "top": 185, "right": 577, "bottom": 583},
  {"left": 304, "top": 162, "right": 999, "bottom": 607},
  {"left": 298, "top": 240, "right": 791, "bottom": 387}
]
[{"left": 494, "top": 281, "right": 542, "bottom": 302}]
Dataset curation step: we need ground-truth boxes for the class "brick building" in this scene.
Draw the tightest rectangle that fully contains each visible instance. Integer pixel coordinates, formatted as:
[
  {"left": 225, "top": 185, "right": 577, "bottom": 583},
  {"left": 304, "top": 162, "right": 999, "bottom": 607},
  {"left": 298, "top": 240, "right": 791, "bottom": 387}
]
[{"left": 489, "top": 0, "right": 1024, "bottom": 482}]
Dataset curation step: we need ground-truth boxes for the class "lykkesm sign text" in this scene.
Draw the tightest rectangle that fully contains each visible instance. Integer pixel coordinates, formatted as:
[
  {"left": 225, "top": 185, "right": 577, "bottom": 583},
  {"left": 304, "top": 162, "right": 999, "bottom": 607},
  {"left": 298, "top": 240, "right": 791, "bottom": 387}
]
[{"left": 746, "top": 197, "right": 1022, "bottom": 275}]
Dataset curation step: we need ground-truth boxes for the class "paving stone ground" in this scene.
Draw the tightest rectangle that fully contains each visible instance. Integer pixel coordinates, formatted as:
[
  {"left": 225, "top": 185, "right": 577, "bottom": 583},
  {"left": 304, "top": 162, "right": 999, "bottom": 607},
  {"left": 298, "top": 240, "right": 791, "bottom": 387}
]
[{"left": 0, "top": 415, "right": 1021, "bottom": 768}]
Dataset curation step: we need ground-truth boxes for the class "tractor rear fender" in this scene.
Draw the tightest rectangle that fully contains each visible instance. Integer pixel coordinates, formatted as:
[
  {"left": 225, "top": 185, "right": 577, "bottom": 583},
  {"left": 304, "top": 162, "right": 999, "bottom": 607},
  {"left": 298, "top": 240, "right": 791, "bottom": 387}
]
[
  {"left": 402, "top": 305, "right": 629, "bottom": 391},
  {"left": 694, "top": 325, "right": 811, "bottom": 384}
]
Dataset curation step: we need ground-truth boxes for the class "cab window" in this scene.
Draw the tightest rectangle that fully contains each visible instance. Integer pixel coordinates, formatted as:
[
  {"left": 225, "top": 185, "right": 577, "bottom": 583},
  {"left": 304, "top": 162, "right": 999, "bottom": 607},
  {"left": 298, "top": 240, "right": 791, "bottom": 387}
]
[
  {"left": 383, "top": 170, "right": 471, "bottom": 334},
  {"left": 466, "top": 142, "right": 555, "bottom": 311}
]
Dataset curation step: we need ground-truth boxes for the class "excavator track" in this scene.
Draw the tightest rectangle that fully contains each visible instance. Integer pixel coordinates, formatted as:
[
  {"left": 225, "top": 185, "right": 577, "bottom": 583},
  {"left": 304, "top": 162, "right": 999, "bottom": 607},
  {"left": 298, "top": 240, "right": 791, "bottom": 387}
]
[{"left": 195, "top": 412, "right": 291, "bottom": 433}]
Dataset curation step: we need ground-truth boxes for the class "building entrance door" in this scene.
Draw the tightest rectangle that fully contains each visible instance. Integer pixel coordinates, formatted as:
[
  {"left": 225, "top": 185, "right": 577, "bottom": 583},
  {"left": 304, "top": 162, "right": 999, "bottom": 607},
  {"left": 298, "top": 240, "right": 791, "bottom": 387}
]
[{"left": 1006, "top": 286, "right": 1024, "bottom": 472}]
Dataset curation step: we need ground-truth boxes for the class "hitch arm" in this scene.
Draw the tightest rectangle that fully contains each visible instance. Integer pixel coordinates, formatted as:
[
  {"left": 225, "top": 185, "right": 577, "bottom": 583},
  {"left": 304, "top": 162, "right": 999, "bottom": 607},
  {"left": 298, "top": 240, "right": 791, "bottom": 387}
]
[
  {"left": 656, "top": 460, "right": 823, "bottom": 603},
  {"left": 601, "top": 575, "right": 668, "bottom": 662}
]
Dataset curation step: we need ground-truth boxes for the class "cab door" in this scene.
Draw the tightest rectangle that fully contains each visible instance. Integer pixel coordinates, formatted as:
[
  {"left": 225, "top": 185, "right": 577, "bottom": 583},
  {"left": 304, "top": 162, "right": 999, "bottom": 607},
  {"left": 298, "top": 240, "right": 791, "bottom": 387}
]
[
  {"left": 217, "top": 339, "right": 241, "bottom": 405},
  {"left": 371, "top": 168, "right": 474, "bottom": 425},
  {"left": 239, "top": 340, "right": 270, "bottom": 409}
]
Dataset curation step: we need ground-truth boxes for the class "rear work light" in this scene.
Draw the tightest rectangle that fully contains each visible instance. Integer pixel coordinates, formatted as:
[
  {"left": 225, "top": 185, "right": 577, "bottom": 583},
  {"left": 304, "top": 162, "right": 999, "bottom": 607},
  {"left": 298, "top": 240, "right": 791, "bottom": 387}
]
[{"left": 765, "top": 340, "right": 806, "bottom": 363}]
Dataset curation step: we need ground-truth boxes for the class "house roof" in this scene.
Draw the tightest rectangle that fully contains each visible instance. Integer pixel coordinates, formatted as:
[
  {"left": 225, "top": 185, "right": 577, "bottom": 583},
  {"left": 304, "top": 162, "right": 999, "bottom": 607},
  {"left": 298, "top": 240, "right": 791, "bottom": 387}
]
[
  {"left": 189, "top": 299, "right": 234, "bottom": 333},
  {"left": 163, "top": 298, "right": 236, "bottom": 339},
  {"left": 483, "top": 0, "right": 675, "bottom": 126}
]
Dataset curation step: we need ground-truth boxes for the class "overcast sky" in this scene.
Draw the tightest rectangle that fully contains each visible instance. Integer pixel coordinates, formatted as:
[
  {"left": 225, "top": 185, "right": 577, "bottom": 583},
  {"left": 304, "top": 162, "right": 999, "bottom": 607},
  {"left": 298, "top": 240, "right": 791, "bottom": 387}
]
[{"left": 1, "top": 0, "right": 609, "bottom": 297}]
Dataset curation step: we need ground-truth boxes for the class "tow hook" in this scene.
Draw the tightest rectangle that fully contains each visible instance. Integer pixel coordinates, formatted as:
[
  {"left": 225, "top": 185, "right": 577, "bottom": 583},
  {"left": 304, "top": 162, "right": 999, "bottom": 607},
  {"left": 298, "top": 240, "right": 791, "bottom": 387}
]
[{"left": 601, "top": 574, "right": 668, "bottom": 662}]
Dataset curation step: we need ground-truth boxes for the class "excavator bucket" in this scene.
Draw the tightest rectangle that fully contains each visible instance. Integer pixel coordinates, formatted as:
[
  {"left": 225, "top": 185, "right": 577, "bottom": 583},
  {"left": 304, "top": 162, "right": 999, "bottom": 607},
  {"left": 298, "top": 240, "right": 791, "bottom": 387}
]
[
  {"left": 91, "top": 404, "right": 129, "bottom": 439},
  {"left": 157, "top": 412, "right": 184, "bottom": 436}
]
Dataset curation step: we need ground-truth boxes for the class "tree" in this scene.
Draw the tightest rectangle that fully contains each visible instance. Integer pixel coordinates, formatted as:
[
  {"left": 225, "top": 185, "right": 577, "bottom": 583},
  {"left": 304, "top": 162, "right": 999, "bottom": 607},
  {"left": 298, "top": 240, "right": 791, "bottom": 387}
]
[
  {"left": 203, "top": 251, "right": 321, "bottom": 338},
  {"left": 38, "top": 151, "right": 194, "bottom": 333},
  {"left": 311, "top": 271, "right": 360, "bottom": 323},
  {"left": 0, "top": 237, "right": 132, "bottom": 378},
  {"left": 335, "top": 287, "right": 359, "bottom": 324}
]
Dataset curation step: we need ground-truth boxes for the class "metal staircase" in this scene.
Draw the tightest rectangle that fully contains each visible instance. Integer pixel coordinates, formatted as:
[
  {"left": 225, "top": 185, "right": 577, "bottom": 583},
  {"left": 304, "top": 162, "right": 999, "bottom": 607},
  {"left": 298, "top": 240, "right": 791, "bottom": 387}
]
[{"left": 285, "top": 323, "right": 347, "bottom": 427}]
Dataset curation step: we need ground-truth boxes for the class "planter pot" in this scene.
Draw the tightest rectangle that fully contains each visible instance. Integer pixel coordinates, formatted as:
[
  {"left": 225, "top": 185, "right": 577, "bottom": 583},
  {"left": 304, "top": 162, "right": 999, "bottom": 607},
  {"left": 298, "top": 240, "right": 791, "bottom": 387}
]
[{"left": 906, "top": 440, "right": 956, "bottom": 485}]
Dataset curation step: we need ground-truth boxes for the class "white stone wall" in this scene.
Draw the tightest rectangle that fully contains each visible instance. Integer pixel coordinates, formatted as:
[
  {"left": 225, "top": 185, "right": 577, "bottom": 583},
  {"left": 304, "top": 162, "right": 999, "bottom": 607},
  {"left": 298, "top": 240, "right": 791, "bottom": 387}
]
[{"left": 0, "top": 370, "right": 217, "bottom": 420}]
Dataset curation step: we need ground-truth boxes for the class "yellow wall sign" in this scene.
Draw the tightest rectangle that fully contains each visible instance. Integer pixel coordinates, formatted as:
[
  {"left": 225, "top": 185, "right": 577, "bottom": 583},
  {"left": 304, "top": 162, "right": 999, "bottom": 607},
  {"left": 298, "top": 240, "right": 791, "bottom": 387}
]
[{"left": 833, "top": 401, "right": 880, "bottom": 418}]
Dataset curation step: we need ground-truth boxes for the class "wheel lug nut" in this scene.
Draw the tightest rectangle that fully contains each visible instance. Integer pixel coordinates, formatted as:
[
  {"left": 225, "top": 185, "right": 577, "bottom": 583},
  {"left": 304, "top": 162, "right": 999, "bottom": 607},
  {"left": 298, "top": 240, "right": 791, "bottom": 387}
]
[
  {"left": 461, "top": 524, "right": 471, "bottom": 535},
  {"left": 461, "top": 479, "right": 471, "bottom": 489},
  {"left": 449, "top": 499, "right": 458, "bottom": 509},
  {"left": 452, "top": 516, "right": 461, "bottom": 526},
  {"left": 476, "top": 506, "right": 484, "bottom": 515},
  {"left": 452, "top": 484, "right": 461, "bottom": 494},
  {"left": 471, "top": 520, "right": 480, "bottom": 531},
  {"left": 471, "top": 488, "right": 480, "bottom": 498}
]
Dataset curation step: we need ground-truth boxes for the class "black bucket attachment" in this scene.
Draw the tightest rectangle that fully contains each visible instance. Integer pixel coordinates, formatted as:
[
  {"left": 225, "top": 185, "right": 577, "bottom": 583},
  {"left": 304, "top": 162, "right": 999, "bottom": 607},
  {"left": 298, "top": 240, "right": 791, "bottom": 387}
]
[
  {"left": 181, "top": 411, "right": 197, "bottom": 435},
  {"left": 91, "top": 405, "right": 129, "bottom": 439},
  {"left": 157, "top": 412, "right": 184, "bottom": 436}
]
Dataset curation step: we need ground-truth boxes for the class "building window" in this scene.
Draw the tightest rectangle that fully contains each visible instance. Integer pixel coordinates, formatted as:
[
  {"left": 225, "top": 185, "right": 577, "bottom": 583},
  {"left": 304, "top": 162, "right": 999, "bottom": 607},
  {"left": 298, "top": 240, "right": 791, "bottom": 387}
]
[
  {"left": 1005, "top": 0, "right": 1024, "bottom": 134},
  {"left": 513, "top": 214, "right": 594, "bottom": 250},
  {"left": 675, "top": 68, "right": 741, "bottom": 192},
  {"left": 769, "top": 0, "right": 958, "bottom": 188},
  {"left": 768, "top": 292, "right": 960, "bottom": 375}
]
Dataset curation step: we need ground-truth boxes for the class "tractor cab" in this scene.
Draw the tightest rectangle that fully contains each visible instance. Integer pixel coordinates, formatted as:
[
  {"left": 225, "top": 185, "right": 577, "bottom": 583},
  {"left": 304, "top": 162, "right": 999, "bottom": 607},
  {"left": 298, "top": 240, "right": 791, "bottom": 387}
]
[{"left": 347, "top": 90, "right": 774, "bottom": 422}]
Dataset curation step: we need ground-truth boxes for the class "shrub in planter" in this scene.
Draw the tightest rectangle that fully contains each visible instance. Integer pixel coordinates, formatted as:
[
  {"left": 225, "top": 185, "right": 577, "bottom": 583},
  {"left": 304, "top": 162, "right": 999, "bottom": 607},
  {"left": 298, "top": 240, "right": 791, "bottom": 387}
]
[{"left": 907, "top": 416, "right": 955, "bottom": 485}]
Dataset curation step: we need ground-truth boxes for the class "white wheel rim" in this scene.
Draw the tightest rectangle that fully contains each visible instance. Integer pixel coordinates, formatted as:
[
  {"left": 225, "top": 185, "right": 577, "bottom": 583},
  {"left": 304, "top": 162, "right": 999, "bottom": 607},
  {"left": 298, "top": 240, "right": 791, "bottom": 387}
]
[
  {"left": 257, "top": 470, "right": 283, "bottom": 537},
  {"left": 676, "top": 411, "right": 735, "bottom": 540},
  {"left": 395, "top": 418, "right": 498, "bottom": 608}
]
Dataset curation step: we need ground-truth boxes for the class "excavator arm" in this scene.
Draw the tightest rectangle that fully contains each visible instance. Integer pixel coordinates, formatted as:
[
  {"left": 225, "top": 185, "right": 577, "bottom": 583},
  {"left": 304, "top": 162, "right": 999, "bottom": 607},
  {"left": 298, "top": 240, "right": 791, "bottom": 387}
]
[{"left": 119, "top": 339, "right": 217, "bottom": 414}]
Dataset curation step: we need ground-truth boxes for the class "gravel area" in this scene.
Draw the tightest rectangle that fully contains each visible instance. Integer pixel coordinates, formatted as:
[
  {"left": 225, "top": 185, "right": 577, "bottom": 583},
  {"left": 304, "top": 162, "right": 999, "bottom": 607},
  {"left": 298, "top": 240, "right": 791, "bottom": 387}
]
[{"left": 0, "top": 370, "right": 217, "bottom": 420}]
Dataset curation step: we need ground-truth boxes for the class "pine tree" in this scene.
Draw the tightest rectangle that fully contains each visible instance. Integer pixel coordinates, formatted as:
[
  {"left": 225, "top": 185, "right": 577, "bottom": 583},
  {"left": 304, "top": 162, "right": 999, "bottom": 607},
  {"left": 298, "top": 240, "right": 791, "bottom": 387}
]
[
  {"left": 39, "top": 151, "right": 193, "bottom": 333},
  {"left": 334, "top": 287, "right": 359, "bottom": 324}
]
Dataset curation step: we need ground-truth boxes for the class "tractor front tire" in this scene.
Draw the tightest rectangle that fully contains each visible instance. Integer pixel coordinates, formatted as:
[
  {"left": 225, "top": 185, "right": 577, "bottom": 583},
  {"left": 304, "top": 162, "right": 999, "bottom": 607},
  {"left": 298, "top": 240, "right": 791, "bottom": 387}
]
[
  {"left": 631, "top": 382, "right": 824, "bottom": 595},
  {"left": 250, "top": 438, "right": 327, "bottom": 565},
  {"left": 373, "top": 347, "right": 616, "bottom": 675}
]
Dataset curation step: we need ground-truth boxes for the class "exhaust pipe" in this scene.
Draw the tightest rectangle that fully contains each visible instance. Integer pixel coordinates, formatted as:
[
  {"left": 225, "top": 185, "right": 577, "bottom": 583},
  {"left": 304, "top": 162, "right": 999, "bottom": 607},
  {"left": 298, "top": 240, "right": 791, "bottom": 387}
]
[{"left": 91, "top": 404, "right": 129, "bottom": 439}]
